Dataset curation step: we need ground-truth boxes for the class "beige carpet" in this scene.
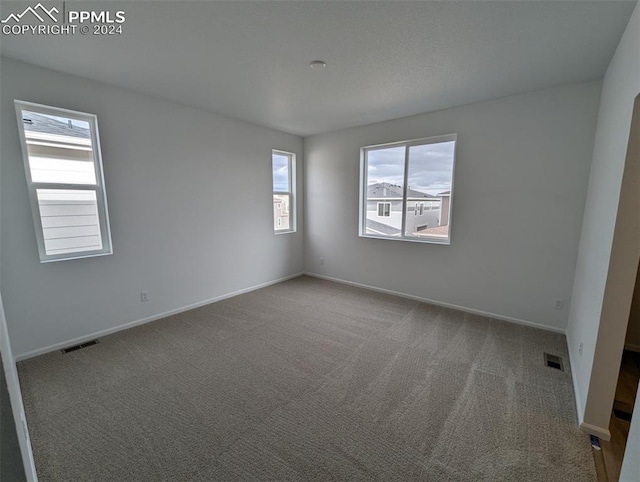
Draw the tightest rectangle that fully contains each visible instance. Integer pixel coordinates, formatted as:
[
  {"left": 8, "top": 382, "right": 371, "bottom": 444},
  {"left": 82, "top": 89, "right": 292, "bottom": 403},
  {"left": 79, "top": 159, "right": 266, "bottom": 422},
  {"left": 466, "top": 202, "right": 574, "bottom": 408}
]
[{"left": 18, "top": 276, "right": 596, "bottom": 481}]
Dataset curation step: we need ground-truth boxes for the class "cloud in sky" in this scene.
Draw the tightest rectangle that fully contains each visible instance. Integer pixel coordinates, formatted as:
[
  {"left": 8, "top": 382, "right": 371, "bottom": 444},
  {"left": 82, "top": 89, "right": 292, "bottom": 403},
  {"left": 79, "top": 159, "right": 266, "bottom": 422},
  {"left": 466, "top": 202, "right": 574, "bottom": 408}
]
[
  {"left": 272, "top": 153, "right": 289, "bottom": 191},
  {"left": 367, "top": 141, "right": 455, "bottom": 195}
]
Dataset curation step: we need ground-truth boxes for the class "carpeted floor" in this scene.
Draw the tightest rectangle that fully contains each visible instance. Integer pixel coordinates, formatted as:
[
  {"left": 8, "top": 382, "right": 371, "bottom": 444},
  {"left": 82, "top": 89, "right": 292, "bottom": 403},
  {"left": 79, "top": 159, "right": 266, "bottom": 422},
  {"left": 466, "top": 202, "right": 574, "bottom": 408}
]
[{"left": 18, "top": 276, "right": 596, "bottom": 481}]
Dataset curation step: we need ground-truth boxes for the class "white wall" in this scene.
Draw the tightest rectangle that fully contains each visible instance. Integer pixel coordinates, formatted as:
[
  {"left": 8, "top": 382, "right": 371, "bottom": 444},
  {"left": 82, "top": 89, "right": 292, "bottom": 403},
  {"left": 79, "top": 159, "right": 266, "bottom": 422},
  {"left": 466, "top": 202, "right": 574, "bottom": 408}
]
[
  {"left": 304, "top": 81, "right": 601, "bottom": 332},
  {"left": 583, "top": 94, "right": 640, "bottom": 436},
  {"left": 0, "top": 58, "right": 303, "bottom": 358},
  {"left": 566, "top": 2, "right": 640, "bottom": 435}
]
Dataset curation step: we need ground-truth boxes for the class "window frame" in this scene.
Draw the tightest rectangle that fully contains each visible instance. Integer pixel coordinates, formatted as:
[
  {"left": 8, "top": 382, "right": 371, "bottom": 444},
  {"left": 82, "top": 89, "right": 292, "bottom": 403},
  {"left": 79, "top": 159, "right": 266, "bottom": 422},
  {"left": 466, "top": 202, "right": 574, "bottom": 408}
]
[
  {"left": 14, "top": 100, "right": 113, "bottom": 262},
  {"left": 272, "top": 149, "right": 296, "bottom": 234},
  {"left": 359, "top": 133, "right": 457, "bottom": 245}
]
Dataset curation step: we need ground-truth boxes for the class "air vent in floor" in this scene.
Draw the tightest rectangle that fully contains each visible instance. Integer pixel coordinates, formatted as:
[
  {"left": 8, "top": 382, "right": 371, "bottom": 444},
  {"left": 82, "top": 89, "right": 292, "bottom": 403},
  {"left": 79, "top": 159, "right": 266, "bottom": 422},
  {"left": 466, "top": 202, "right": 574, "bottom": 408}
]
[
  {"left": 61, "top": 340, "right": 99, "bottom": 354},
  {"left": 544, "top": 353, "right": 564, "bottom": 371}
]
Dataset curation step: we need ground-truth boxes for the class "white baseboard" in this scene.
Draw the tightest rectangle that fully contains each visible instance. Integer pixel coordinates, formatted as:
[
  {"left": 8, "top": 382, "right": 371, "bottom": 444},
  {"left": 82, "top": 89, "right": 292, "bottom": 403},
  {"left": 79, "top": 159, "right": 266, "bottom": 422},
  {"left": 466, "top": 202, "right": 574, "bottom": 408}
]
[
  {"left": 580, "top": 422, "right": 611, "bottom": 442},
  {"left": 624, "top": 342, "right": 640, "bottom": 353},
  {"left": 15, "top": 272, "right": 304, "bottom": 361},
  {"left": 16, "top": 270, "right": 568, "bottom": 359},
  {"left": 304, "top": 272, "right": 566, "bottom": 334}
]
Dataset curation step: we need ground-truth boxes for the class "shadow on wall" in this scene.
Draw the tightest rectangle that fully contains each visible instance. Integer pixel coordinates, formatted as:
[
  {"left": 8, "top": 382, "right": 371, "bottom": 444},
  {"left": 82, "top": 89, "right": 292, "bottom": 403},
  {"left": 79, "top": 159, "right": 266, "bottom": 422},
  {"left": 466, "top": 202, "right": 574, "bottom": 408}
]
[{"left": 1, "top": 356, "right": 26, "bottom": 481}]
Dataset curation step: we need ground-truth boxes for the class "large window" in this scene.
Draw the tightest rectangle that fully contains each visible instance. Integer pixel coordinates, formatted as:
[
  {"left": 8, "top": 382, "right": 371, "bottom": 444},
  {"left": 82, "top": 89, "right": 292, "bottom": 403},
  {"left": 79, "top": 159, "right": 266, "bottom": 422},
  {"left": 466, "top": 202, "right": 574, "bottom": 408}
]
[
  {"left": 272, "top": 150, "right": 295, "bottom": 233},
  {"left": 15, "top": 101, "right": 113, "bottom": 262},
  {"left": 360, "top": 134, "right": 456, "bottom": 244}
]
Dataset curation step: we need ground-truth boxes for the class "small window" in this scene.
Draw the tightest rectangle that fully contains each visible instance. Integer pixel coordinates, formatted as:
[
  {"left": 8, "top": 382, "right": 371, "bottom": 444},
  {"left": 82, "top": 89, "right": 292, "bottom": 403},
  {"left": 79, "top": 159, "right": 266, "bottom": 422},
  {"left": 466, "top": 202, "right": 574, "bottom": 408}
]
[
  {"left": 377, "top": 202, "right": 391, "bottom": 217},
  {"left": 272, "top": 150, "right": 296, "bottom": 233},
  {"left": 360, "top": 134, "right": 456, "bottom": 244},
  {"left": 14, "top": 101, "right": 113, "bottom": 262}
]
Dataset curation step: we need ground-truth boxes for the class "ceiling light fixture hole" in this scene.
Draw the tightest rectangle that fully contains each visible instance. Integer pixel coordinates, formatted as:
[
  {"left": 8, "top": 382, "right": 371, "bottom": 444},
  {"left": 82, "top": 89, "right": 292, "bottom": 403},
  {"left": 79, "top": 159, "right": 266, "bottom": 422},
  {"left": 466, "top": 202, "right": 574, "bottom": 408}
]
[{"left": 310, "top": 60, "right": 326, "bottom": 70}]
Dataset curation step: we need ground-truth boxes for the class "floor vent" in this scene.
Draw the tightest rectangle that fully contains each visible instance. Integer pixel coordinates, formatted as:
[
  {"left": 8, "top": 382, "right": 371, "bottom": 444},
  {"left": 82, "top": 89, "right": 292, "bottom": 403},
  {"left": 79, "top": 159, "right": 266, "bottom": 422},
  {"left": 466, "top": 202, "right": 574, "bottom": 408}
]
[
  {"left": 544, "top": 353, "right": 564, "bottom": 371},
  {"left": 61, "top": 340, "right": 99, "bottom": 354}
]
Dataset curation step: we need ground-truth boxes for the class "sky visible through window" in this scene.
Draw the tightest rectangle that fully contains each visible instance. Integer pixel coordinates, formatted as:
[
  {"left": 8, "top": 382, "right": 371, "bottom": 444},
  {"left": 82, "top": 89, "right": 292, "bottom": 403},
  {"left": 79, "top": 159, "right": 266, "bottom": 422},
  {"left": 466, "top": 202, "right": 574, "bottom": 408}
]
[
  {"left": 272, "top": 153, "right": 289, "bottom": 192},
  {"left": 367, "top": 141, "right": 455, "bottom": 195}
]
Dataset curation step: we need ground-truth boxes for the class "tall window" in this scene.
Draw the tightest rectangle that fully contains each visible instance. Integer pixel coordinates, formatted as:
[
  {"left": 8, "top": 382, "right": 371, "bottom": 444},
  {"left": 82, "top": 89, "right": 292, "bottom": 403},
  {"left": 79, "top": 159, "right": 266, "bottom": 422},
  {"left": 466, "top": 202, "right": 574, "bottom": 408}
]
[
  {"left": 360, "top": 134, "right": 456, "bottom": 244},
  {"left": 272, "top": 150, "right": 295, "bottom": 233},
  {"left": 15, "top": 101, "right": 113, "bottom": 262}
]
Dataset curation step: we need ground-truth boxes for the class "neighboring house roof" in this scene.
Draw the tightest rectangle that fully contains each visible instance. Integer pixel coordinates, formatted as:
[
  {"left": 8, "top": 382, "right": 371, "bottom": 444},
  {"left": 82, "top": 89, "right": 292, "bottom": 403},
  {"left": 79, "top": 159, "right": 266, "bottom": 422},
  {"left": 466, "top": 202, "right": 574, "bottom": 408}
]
[
  {"left": 367, "top": 182, "right": 437, "bottom": 199},
  {"left": 366, "top": 218, "right": 401, "bottom": 236},
  {"left": 438, "top": 190, "right": 451, "bottom": 196},
  {"left": 22, "top": 111, "right": 90, "bottom": 139}
]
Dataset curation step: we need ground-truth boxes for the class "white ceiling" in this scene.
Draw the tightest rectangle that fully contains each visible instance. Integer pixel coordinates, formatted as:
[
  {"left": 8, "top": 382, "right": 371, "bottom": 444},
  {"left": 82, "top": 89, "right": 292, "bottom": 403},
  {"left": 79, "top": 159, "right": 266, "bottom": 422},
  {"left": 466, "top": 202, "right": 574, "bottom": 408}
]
[{"left": 1, "top": 1, "right": 636, "bottom": 136}]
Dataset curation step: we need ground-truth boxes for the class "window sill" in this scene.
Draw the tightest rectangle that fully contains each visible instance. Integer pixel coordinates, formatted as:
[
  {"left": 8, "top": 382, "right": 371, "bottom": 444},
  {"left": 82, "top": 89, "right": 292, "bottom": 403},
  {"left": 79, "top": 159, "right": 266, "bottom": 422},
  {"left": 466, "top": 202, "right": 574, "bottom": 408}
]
[
  {"left": 359, "top": 233, "right": 450, "bottom": 245},
  {"left": 40, "top": 249, "right": 114, "bottom": 263}
]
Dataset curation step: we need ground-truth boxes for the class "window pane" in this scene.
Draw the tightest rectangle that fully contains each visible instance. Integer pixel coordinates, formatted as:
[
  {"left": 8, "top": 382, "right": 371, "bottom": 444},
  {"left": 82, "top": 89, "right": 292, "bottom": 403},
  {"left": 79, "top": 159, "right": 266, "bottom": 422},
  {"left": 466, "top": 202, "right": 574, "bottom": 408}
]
[
  {"left": 37, "top": 189, "right": 103, "bottom": 255},
  {"left": 22, "top": 110, "right": 96, "bottom": 185},
  {"left": 272, "top": 153, "right": 289, "bottom": 192},
  {"left": 365, "top": 146, "right": 405, "bottom": 237},
  {"left": 403, "top": 141, "right": 455, "bottom": 239},
  {"left": 273, "top": 193, "right": 290, "bottom": 231}
]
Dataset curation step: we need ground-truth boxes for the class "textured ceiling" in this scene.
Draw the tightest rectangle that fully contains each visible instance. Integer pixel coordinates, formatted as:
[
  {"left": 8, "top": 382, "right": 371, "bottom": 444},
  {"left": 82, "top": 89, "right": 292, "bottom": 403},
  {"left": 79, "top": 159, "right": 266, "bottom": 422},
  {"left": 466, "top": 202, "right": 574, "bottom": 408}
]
[{"left": 1, "top": 1, "right": 636, "bottom": 136}]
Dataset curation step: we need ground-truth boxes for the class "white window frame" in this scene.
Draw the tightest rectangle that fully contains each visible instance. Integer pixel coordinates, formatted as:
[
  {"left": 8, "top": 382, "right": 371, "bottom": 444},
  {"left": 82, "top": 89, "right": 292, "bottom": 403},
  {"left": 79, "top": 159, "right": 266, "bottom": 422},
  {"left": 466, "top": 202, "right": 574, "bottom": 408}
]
[
  {"left": 14, "top": 100, "right": 113, "bottom": 262},
  {"left": 359, "top": 133, "right": 457, "bottom": 245},
  {"left": 272, "top": 149, "right": 296, "bottom": 234}
]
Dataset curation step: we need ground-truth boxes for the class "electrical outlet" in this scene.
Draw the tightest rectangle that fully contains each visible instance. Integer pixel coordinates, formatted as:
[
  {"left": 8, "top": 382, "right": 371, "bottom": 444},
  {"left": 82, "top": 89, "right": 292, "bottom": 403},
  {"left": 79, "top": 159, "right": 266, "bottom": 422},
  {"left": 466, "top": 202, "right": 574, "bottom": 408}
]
[
  {"left": 140, "top": 291, "right": 149, "bottom": 302},
  {"left": 320, "top": 257, "right": 325, "bottom": 266},
  {"left": 553, "top": 298, "right": 564, "bottom": 310},
  {"left": 579, "top": 342, "right": 584, "bottom": 357}
]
